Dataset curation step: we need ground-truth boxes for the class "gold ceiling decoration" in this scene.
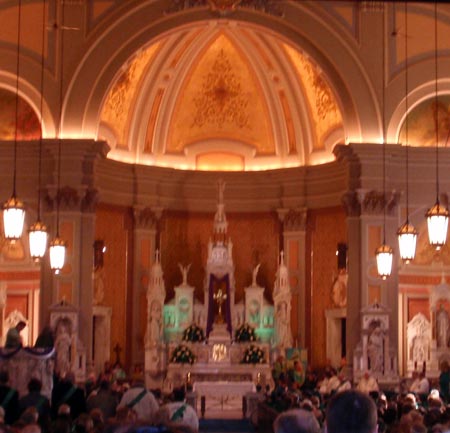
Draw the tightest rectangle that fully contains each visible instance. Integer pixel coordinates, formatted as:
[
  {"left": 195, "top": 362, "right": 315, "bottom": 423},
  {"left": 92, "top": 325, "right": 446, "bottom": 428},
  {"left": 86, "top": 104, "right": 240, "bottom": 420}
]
[
  {"left": 192, "top": 48, "right": 249, "bottom": 130},
  {"left": 167, "top": 33, "right": 274, "bottom": 155},
  {"left": 100, "top": 44, "right": 160, "bottom": 146},
  {"left": 282, "top": 42, "right": 342, "bottom": 150}
]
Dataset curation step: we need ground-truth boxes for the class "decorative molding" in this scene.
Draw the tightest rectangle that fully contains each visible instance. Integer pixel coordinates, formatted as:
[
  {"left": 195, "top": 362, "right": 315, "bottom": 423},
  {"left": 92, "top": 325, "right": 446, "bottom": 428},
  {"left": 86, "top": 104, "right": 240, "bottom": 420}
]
[
  {"left": 341, "top": 191, "right": 360, "bottom": 217},
  {"left": 282, "top": 208, "right": 307, "bottom": 232},
  {"left": 81, "top": 188, "right": 99, "bottom": 213},
  {"left": 134, "top": 207, "right": 161, "bottom": 230},
  {"left": 357, "top": 190, "right": 400, "bottom": 216},
  {"left": 165, "top": 0, "right": 284, "bottom": 17}
]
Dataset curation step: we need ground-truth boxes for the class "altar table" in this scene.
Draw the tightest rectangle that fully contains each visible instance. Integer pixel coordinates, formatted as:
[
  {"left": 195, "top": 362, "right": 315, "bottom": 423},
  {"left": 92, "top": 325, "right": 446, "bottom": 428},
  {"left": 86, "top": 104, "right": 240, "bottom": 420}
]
[{"left": 193, "top": 381, "right": 256, "bottom": 417}]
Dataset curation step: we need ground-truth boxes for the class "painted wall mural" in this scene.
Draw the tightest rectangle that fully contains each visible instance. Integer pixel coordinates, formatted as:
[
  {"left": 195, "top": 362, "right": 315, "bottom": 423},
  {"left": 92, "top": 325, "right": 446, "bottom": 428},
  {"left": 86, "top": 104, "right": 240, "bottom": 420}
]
[
  {"left": 0, "top": 89, "right": 40, "bottom": 140},
  {"left": 399, "top": 95, "right": 450, "bottom": 147}
]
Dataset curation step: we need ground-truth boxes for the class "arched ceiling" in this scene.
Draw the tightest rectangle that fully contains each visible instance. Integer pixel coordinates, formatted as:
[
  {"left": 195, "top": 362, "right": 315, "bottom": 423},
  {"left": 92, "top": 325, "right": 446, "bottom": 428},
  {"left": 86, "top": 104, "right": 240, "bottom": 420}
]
[{"left": 98, "top": 22, "right": 344, "bottom": 171}]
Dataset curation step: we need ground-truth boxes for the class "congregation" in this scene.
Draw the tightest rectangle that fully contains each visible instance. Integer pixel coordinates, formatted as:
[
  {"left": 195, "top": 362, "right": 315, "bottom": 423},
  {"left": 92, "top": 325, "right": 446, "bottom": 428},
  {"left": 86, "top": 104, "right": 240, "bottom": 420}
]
[
  {"left": 267, "top": 359, "right": 450, "bottom": 433},
  {"left": 0, "top": 362, "right": 199, "bottom": 433}
]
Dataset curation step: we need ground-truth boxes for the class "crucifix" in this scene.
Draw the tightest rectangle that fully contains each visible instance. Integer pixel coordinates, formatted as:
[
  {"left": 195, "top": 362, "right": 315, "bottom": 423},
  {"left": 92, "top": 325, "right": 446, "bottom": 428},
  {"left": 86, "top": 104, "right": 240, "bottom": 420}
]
[
  {"left": 113, "top": 343, "right": 122, "bottom": 365},
  {"left": 213, "top": 289, "right": 227, "bottom": 324}
]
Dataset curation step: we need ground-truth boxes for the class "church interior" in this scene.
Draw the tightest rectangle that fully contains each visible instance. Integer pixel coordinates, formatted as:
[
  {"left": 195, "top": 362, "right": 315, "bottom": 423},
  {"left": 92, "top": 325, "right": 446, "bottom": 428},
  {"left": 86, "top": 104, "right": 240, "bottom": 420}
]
[{"left": 1, "top": 0, "right": 450, "bottom": 393}]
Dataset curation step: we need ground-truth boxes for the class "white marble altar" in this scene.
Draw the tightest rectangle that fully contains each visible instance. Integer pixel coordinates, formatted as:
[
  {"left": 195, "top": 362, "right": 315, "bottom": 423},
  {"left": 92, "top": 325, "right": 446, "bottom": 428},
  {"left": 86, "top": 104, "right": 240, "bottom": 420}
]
[
  {"left": 49, "top": 300, "right": 86, "bottom": 382},
  {"left": 353, "top": 302, "right": 398, "bottom": 385},
  {"left": 145, "top": 181, "right": 286, "bottom": 390}
]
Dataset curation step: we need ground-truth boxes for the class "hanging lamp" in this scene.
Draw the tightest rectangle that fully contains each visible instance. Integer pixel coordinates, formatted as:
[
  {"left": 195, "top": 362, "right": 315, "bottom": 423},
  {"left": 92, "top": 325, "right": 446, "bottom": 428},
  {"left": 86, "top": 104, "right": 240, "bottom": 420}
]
[
  {"left": 29, "top": 0, "right": 48, "bottom": 261},
  {"left": 3, "top": 0, "right": 26, "bottom": 242},
  {"left": 376, "top": 5, "right": 393, "bottom": 280},
  {"left": 397, "top": 1, "right": 417, "bottom": 263},
  {"left": 426, "top": 2, "right": 448, "bottom": 250},
  {"left": 49, "top": 1, "right": 67, "bottom": 274}
]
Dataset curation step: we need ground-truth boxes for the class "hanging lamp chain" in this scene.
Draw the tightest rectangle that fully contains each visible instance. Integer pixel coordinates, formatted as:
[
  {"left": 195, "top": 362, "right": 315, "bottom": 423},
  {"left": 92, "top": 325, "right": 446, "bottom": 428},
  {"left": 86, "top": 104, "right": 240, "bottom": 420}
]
[{"left": 12, "top": 0, "right": 23, "bottom": 198}]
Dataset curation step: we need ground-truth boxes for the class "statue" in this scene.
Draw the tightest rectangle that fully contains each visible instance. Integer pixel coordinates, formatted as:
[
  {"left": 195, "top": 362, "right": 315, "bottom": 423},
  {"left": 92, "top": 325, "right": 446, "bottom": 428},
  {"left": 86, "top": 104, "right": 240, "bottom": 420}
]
[
  {"left": 178, "top": 263, "right": 191, "bottom": 286},
  {"left": 367, "top": 326, "right": 384, "bottom": 373},
  {"left": 55, "top": 321, "right": 72, "bottom": 377},
  {"left": 146, "top": 301, "right": 162, "bottom": 347},
  {"left": 437, "top": 305, "right": 449, "bottom": 348},
  {"left": 252, "top": 264, "right": 261, "bottom": 287},
  {"left": 275, "top": 301, "right": 293, "bottom": 350}
]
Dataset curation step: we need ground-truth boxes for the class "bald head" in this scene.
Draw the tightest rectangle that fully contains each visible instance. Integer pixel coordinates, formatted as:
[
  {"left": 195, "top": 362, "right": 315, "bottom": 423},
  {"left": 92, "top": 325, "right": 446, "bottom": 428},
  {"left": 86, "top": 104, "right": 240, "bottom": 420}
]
[
  {"left": 274, "top": 409, "right": 320, "bottom": 433},
  {"left": 326, "top": 390, "right": 378, "bottom": 433}
]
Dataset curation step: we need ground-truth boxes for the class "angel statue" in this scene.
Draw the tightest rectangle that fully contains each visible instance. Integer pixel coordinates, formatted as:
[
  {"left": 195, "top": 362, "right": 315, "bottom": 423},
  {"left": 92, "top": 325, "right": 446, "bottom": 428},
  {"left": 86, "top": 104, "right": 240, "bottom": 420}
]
[
  {"left": 178, "top": 263, "right": 191, "bottom": 286},
  {"left": 252, "top": 263, "right": 261, "bottom": 287}
]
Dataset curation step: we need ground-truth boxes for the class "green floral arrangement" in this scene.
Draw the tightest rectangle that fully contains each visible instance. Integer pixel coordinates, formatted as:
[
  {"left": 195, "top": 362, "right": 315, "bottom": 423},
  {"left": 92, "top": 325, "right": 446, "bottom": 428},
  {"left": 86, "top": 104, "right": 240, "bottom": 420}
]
[
  {"left": 234, "top": 323, "right": 257, "bottom": 342},
  {"left": 242, "top": 344, "right": 265, "bottom": 364},
  {"left": 182, "top": 323, "right": 205, "bottom": 343},
  {"left": 170, "top": 344, "right": 196, "bottom": 364}
]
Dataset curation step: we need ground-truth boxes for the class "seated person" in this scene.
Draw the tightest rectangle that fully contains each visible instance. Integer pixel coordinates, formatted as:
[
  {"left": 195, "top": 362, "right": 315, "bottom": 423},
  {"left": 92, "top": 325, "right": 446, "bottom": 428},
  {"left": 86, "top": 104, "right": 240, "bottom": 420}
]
[{"left": 154, "top": 387, "right": 198, "bottom": 433}]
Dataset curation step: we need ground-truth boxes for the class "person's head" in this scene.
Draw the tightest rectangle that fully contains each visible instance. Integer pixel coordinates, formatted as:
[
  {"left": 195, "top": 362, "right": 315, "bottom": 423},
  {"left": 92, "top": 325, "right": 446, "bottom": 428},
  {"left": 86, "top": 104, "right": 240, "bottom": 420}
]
[
  {"left": 58, "top": 404, "right": 71, "bottom": 417},
  {"left": 99, "top": 379, "right": 110, "bottom": 391},
  {"left": 273, "top": 409, "right": 320, "bottom": 433},
  {"left": 173, "top": 386, "right": 186, "bottom": 402},
  {"left": 27, "top": 378, "right": 42, "bottom": 393},
  {"left": 326, "top": 390, "right": 378, "bottom": 433},
  {"left": 16, "top": 321, "right": 26, "bottom": 332}
]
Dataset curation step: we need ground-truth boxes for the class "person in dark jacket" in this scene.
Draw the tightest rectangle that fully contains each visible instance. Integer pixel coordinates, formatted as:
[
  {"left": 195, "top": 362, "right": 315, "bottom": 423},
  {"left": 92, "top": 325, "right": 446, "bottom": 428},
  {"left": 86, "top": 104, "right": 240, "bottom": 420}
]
[
  {"left": 0, "top": 371, "right": 19, "bottom": 425},
  {"left": 52, "top": 372, "right": 86, "bottom": 420},
  {"left": 18, "top": 378, "right": 51, "bottom": 431},
  {"left": 86, "top": 379, "right": 118, "bottom": 420}
]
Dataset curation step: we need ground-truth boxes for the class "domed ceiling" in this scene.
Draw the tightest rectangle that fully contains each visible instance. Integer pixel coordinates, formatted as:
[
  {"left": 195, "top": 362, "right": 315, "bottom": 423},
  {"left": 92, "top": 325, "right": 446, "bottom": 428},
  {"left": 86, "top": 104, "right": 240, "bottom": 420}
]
[{"left": 98, "top": 22, "right": 344, "bottom": 171}]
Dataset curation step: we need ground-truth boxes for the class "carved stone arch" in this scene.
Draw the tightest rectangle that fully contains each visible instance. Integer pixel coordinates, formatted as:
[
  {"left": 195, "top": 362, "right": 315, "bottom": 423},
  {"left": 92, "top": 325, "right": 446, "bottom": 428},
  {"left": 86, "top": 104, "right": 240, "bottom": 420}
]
[{"left": 64, "top": 2, "right": 374, "bottom": 163}]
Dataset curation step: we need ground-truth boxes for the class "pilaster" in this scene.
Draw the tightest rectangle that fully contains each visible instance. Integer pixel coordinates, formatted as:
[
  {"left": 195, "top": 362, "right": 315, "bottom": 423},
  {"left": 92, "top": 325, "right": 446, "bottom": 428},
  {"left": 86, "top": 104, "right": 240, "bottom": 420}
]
[
  {"left": 131, "top": 206, "right": 161, "bottom": 368},
  {"left": 278, "top": 207, "right": 307, "bottom": 348}
]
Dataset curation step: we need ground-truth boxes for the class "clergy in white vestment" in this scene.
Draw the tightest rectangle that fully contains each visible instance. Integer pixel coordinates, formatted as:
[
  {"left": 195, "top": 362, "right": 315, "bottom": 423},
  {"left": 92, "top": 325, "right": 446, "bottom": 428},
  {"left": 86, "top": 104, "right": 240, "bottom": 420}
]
[
  {"left": 356, "top": 371, "right": 379, "bottom": 394},
  {"left": 410, "top": 371, "right": 430, "bottom": 395},
  {"left": 335, "top": 373, "right": 352, "bottom": 393}
]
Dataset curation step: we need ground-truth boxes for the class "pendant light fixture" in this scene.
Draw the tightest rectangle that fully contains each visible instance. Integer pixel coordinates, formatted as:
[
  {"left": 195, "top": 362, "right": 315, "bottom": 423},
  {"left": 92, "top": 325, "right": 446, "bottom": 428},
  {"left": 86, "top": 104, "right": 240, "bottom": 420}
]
[
  {"left": 397, "top": 1, "right": 417, "bottom": 263},
  {"left": 376, "top": 6, "right": 393, "bottom": 280},
  {"left": 426, "top": 1, "right": 449, "bottom": 250},
  {"left": 29, "top": 0, "right": 48, "bottom": 261},
  {"left": 49, "top": 1, "right": 67, "bottom": 274},
  {"left": 3, "top": 0, "right": 26, "bottom": 242}
]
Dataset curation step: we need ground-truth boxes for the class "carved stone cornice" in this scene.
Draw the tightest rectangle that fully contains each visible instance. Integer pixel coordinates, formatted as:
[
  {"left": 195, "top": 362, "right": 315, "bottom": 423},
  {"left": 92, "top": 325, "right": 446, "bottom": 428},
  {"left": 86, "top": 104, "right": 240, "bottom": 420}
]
[
  {"left": 341, "top": 191, "right": 361, "bottom": 217},
  {"left": 43, "top": 187, "right": 99, "bottom": 213},
  {"left": 342, "top": 189, "right": 401, "bottom": 217},
  {"left": 357, "top": 189, "right": 401, "bottom": 216},
  {"left": 165, "top": 0, "right": 284, "bottom": 17},
  {"left": 280, "top": 208, "right": 307, "bottom": 232},
  {"left": 81, "top": 188, "right": 99, "bottom": 213},
  {"left": 134, "top": 206, "right": 162, "bottom": 230}
]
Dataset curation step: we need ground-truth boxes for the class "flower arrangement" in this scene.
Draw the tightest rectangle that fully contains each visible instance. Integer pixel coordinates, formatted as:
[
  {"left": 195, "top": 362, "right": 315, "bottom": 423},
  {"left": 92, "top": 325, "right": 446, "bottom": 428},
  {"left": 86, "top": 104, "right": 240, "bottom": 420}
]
[
  {"left": 241, "top": 344, "right": 265, "bottom": 364},
  {"left": 182, "top": 323, "right": 205, "bottom": 343},
  {"left": 170, "top": 344, "right": 196, "bottom": 364},
  {"left": 234, "top": 323, "right": 257, "bottom": 342}
]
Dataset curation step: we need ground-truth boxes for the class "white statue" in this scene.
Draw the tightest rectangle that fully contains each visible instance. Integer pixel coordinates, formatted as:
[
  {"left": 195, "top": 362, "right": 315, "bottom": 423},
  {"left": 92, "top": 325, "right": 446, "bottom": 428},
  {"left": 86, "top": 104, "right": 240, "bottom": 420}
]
[
  {"left": 275, "top": 301, "right": 293, "bottom": 350},
  {"left": 252, "top": 264, "right": 261, "bottom": 287},
  {"left": 55, "top": 321, "right": 72, "bottom": 377},
  {"left": 178, "top": 263, "right": 191, "bottom": 286},
  {"left": 146, "top": 301, "right": 162, "bottom": 347},
  {"left": 367, "top": 327, "right": 384, "bottom": 373},
  {"left": 437, "top": 305, "right": 449, "bottom": 348}
]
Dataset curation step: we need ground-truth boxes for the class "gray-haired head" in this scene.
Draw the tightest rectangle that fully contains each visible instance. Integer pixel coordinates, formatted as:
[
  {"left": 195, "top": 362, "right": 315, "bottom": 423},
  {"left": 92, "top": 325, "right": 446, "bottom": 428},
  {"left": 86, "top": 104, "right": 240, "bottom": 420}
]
[{"left": 273, "top": 408, "right": 320, "bottom": 433}]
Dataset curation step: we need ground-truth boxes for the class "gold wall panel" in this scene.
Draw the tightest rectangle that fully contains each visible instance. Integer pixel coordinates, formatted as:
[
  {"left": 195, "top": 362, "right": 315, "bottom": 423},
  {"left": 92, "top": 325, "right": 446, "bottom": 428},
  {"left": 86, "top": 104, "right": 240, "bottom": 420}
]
[
  {"left": 309, "top": 207, "right": 347, "bottom": 367},
  {"left": 95, "top": 204, "right": 132, "bottom": 366},
  {"left": 408, "top": 298, "right": 430, "bottom": 322}
]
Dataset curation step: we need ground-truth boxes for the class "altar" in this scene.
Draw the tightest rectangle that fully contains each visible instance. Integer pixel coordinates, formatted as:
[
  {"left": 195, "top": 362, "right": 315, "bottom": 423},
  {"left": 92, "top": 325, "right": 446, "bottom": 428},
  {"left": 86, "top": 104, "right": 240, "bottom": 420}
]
[{"left": 144, "top": 181, "right": 294, "bottom": 395}]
